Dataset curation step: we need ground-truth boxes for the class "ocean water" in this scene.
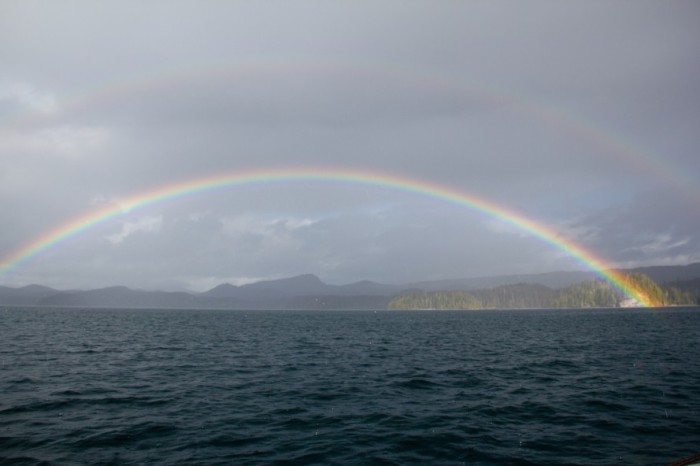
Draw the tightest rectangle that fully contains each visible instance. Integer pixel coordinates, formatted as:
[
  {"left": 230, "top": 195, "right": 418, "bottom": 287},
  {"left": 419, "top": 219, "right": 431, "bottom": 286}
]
[{"left": 1, "top": 307, "right": 699, "bottom": 465}]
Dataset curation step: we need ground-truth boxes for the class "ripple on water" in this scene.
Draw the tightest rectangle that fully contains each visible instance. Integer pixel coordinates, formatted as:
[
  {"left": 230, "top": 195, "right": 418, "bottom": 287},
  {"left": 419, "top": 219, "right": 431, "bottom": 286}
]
[{"left": 0, "top": 307, "right": 699, "bottom": 465}]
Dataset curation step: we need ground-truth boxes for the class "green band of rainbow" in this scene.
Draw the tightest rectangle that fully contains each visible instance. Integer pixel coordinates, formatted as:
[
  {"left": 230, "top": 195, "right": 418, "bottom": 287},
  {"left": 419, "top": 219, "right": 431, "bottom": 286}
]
[{"left": 0, "top": 167, "right": 655, "bottom": 306}]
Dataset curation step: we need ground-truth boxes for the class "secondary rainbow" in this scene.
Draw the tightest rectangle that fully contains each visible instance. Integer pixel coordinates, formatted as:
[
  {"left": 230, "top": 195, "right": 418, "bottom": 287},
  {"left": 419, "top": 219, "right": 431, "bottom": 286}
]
[
  {"left": 7, "top": 59, "right": 696, "bottom": 201},
  {"left": 0, "top": 168, "right": 657, "bottom": 306}
]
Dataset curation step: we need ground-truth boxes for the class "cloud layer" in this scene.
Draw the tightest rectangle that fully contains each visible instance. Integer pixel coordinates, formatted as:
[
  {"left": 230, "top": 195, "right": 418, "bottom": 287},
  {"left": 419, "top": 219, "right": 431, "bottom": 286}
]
[{"left": 1, "top": 1, "right": 698, "bottom": 290}]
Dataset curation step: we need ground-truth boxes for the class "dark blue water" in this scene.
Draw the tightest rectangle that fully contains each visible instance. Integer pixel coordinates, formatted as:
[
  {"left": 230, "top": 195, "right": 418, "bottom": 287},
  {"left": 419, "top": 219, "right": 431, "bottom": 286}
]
[{"left": 1, "top": 307, "right": 699, "bottom": 465}]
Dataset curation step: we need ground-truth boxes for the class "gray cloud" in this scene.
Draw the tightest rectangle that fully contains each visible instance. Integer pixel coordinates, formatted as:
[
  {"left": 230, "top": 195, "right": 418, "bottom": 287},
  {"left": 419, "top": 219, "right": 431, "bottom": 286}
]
[
  {"left": 1, "top": 1, "right": 698, "bottom": 290},
  {"left": 572, "top": 188, "right": 700, "bottom": 267}
]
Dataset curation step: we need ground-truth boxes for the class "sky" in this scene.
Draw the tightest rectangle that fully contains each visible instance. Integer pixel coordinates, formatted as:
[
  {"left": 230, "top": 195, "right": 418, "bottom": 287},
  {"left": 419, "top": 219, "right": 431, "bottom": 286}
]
[{"left": 1, "top": 1, "right": 699, "bottom": 292}]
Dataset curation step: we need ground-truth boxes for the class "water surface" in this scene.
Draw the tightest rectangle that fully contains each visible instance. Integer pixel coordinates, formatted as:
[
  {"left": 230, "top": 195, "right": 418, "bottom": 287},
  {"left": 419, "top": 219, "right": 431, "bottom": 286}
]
[{"left": 1, "top": 307, "right": 699, "bottom": 465}]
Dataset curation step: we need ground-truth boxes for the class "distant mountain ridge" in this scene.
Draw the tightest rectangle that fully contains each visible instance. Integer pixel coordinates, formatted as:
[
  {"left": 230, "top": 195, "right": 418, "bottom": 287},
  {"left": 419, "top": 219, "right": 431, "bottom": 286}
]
[
  {"left": 199, "top": 274, "right": 389, "bottom": 301},
  {"left": 614, "top": 263, "right": 700, "bottom": 284},
  {"left": 406, "top": 270, "right": 598, "bottom": 291},
  {"left": 1, "top": 262, "right": 699, "bottom": 310}
]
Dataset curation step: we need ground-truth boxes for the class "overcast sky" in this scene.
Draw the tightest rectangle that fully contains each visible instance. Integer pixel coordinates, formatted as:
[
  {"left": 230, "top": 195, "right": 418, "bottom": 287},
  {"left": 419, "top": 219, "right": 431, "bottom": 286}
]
[{"left": 1, "top": 1, "right": 698, "bottom": 291}]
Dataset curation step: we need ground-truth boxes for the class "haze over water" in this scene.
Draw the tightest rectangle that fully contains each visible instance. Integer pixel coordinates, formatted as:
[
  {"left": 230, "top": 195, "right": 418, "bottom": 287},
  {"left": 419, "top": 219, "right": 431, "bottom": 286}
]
[{"left": 2, "top": 307, "right": 699, "bottom": 465}]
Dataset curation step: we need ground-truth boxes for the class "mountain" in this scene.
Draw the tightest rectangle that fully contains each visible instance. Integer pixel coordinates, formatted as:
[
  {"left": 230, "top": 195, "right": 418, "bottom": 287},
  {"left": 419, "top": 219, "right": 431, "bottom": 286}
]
[
  {"left": 38, "top": 286, "right": 205, "bottom": 309},
  {"left": 0, "top": 284, "right": 59, "bottom": 305},
  {"left": 621, "top": 263, "right": 700, "bottom": 284},
  {"left": 337, "top": 280, "right": 402, "bottom": 296},
  {"left": 406, "top": 263, "right": 700, "bottom": 292},
  {"left": 407, "top": 270, "right": 597, "bottom": 292},
  {"left": 232, "top": 274, "right": 333, "bottom": 300},
  {"left": 1, "top": 262, "right": 699, "bottom": 310},
  {"left": 0, "top": 275, "right": 397, "bottom": 310},
  {"left": 200, "top": 274, "right": 399, "bottom": 301},
  {"left": 202, "top": 283, "right": 239, "bottom": 298}
]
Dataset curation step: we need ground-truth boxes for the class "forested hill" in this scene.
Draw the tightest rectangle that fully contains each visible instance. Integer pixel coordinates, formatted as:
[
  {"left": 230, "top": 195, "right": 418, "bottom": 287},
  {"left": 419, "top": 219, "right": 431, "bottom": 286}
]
[{"left": 387, "top": 273, "right": 699, "bottom": 310}]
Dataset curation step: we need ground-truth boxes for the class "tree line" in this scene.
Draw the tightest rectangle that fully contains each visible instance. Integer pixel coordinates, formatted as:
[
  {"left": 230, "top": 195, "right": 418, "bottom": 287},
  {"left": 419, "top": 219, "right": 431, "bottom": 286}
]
[{"left": 387, "top": 273, "right": 699, "bottom": 310}]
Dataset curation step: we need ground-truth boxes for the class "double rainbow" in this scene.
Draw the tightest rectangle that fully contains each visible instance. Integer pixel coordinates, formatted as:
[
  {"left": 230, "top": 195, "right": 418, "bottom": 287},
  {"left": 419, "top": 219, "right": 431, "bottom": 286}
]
[{"left": 0, "top": 167, "right": 657, "bottom": 306}]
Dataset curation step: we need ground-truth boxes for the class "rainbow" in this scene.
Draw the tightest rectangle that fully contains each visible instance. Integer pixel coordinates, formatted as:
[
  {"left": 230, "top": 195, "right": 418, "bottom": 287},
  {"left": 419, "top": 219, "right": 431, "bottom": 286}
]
[{"left": 0, "top": 167, "right": 658, "bottom": 307}]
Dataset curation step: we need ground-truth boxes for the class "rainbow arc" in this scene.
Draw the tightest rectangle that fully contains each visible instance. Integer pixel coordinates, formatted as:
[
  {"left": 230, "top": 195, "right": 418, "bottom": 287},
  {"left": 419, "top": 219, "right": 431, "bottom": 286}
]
[{"left": 0, "top": 167, "right": 659, "bottom": 307}]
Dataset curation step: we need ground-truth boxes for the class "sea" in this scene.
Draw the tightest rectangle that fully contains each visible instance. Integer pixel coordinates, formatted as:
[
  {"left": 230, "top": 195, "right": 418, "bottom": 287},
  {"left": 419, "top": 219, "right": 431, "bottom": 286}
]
[{"left": 1, "top": 307, "right": 699, "bottom": 466}]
